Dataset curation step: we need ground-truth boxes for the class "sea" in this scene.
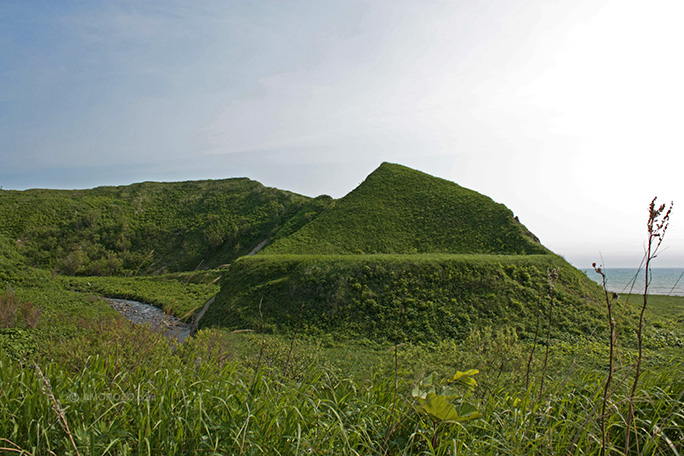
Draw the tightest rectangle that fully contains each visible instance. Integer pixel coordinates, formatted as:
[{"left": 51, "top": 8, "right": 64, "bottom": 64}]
[{"left": 584, "top": 268, "right": 684, "bottom": 297}]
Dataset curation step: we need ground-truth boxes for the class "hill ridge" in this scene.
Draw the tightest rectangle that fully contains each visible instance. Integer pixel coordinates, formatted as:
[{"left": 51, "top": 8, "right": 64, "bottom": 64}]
[
  {"left": 264, "top": 162, "right": 548, "bottom": 256},
  {"left": 0, "top": 177, "right": 325, "bottom": 275}
]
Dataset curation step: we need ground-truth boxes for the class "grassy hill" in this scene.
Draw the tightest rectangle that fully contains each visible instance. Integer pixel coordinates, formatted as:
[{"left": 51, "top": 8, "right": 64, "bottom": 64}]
[
  {"left": 1, "top": 162, "right": 606, "bottom": 342},
  {"left": 2, "top": 163, "right": 681, "bottom": 455},
  {"left": 200, "top": 253, "right": 605, "bottom": 342},
  {"left": 203, "top": 163, "right": 605, "bottom": 341},
  {"left": 264, "top": 162, "right": 548, "bottom": 255},
  {"left": 0, "top": 178, "right": 326, "bottom": 275}
]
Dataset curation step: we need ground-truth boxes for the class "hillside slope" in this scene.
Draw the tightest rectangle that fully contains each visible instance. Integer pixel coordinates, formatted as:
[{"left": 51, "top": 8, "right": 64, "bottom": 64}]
[
  {"left": 0, "top": 178, "right": 322, "bottom": 275},
  {"left": 200, "top": 253, "right": 605, "bottom": 342},
  {"left": 203, "top": 163, "right": 605, "bottom": 341},
  {"left": 0, "top": 232, "right": 27, "bottom": 283},
  {"left": 264, "top": 163, "right": 547, "bottom": 255}
]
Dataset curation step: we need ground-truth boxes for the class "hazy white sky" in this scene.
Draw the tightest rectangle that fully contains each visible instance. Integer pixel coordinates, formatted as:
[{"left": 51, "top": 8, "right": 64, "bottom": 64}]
[{"left": 1, "top": 0, "right": 682, "bottom": 268}]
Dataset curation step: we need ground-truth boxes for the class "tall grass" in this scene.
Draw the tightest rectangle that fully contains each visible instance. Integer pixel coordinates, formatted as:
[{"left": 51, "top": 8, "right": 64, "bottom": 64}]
[{"left": 1, "top": 320, "right": 682, "bottom": 455}]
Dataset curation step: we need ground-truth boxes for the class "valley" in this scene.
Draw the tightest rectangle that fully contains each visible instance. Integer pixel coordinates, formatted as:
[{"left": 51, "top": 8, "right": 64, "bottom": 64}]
[{"left": 0, "top": 163, "right": 681, "bottom": 455}]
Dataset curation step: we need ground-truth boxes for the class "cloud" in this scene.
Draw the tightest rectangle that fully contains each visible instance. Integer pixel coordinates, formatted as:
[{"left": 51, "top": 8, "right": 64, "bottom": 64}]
[{"left": 1, "top": 0, "right": 683, "bottom": 267}]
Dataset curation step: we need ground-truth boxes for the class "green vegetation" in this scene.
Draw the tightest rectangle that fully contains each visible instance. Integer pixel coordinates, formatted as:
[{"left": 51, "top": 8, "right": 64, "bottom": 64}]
[
  {"left": 206, "top": 163, "right": 592, "bottom": 342},
  {"left": 202, "top": 254, "right": 606, "bottom": 342},
  {"left": 264, "top": 163, "right": 547, "bottom": 255},
  {"left": 0, "top": 232, "right": 38, "bottom": 284},
  {"left": 0, "top": 278, "right": 114, "bottom": 361},
  {"left": 621, "top": 293, "right": 684, "bottom": 322},
  {"left": 0, "top": 178, "right": 315, "bottom": 275},
  {"left": 1, "top": 163, "right": 682, "bottom": 454},
  {"left": 1, "top": 320, "right": 682, "bottom": 455},
  {"left": 269, "top": 194, "right": 336, "bottom": 242},
  {"left": 618, "top": 293, "right": 684, "bottom": 355},
  {"left": 64, "top": 273, "right": 220, "bottom": 320}
]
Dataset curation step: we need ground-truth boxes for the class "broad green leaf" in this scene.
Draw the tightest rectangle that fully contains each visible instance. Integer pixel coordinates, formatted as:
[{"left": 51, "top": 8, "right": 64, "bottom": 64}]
[
  {"left": 421, "top": 393, "right": 460, "bottom": 422},
  {"left": 439, "top": 386, "right": 462, "bottom": 400},
  {"left": 450, "top": 369, "right": 479, "bottom": 387},
  {"left": 420, "top": 394, "right": 482, "bottom": 423},
  {"left": 421, "top": 373, "right": 435, "bottom": 387},
  {"left": 411, "top": 384, "right": 426, "bottom": 400},
  {"left": 456, "top": 402, "right": 483, "bottom": 421}
]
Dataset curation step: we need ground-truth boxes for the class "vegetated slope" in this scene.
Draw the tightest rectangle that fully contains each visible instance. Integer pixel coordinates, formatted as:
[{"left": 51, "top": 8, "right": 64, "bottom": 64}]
[
  {"left": 204, "top": 163, "right": 607, "bottom": 341},
  {"left": 200, "top": 254, "right": 605, "bottom": 342},
  {"left": 268, "top": 195, "right": 335, "bottom": 242},
  {"left": 0, "top": 178, "right": 324, "bottom": 275},
  {"left": 0, "top": 232, "right": 28, "bottom": 283},
  {"left": 264, "top": 162, "right": 548, "bottom": 255}
]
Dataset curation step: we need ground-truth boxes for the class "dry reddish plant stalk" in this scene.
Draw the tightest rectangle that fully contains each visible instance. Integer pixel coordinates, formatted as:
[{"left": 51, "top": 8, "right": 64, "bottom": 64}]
[{"left": 624, "top": 197, "right": 672, "bottom": 456}]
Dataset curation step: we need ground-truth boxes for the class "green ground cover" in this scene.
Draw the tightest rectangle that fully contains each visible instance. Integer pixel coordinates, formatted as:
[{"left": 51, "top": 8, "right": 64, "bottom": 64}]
[
  {"left": 1, "top": 319, "right": 681, "bottom": 455},
  {"left": 64, "top": 272, "right": 221, "bottom": 320},
  {"left": 264, "top": 163, "right": 547, "bottom": 255},
  {"left": 1, "top": 244, "right": 681, "bottom": 455},
  {"left": 1, "top": 163, "right": 681, "bottom": 454},
  {"left": 621, "top": 293, "right": 684, "bottom": 320},
  {"left": 202, "top": 253, "right": 607, "bottom": 342},
  {"left": 0, "top": 178, "right": 320, "bottom": 275}
]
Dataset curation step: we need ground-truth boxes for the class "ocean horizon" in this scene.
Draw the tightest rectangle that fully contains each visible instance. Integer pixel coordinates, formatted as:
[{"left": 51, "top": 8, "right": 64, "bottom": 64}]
[{"left": 584, "top": 267, "right": 684, "bottom": 296}]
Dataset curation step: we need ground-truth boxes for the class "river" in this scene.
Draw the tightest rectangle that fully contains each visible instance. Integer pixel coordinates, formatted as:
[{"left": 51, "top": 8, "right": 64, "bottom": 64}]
[{"left": 107, "top": 298, "right": 193, "bottom": 342}]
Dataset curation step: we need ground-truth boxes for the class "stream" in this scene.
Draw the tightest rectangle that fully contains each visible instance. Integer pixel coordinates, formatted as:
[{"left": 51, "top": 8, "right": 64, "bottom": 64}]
[{"left": 107, "top": 298, "right": 193, "bottom": 342}]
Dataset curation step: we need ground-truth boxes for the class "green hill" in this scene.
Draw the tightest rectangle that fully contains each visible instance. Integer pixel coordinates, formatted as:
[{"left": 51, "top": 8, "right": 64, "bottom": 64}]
[
  {"left": 1, "top": 162, "right": 607, "bottom": 342},
  {"left": 202, "top": 163, "right": 605, "bottom": 341},
  {"left": 264, "top": 162, "right": 547, "bottom": 255},
  {"left": 200, "top": 253, "right": 604, "bottom": 342},
  {"left": 0, "top": 178, "right": 322, "bottom": 275}
]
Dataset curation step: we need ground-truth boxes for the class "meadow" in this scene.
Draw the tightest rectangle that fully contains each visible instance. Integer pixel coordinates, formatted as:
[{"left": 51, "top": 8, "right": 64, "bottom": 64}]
[
  {"left": 1, "top": 164, "right": 681, "bottom": 454},
  {"left": 1, "top": 269, "right": 682, "bottom": 455}
]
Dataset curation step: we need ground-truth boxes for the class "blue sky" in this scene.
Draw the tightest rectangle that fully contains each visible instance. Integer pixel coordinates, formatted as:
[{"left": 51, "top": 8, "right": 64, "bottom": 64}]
[{"left": 1, "top": 0, "right": 683, "bottom": 268}]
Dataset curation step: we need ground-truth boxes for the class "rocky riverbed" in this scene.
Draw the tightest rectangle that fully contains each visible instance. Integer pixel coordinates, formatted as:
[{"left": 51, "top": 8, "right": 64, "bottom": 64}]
[{"left": 107, "top": 298, "right": 192, "bottom": 342}]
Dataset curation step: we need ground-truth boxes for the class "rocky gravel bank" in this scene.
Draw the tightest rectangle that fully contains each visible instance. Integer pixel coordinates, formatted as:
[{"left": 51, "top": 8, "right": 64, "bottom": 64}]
[{"left": 107, "top": 298, "right": 192, "bottom": 342}]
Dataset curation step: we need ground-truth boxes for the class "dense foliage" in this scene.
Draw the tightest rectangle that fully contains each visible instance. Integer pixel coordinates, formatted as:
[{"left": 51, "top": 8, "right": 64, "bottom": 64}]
[
  {"left": 0, "top": 178, "right": 318, "bottom": 275},
  {"left": 202, "top": 253, "right": 607, "bottom": 342},
  {"left": 1, "top": 316, "right": 682, "bottom": 455},
  {"left": 2, "top": 163, "right": 682, "bottom": 454},
  {"left": 64, "top": 273, "right": 220, "bottom": 320},
  {"left": 0, "top": 232, "right": 27, "bottom": 283},
  {"left": 265, "top": 163, "right": 548, "bottom": 255}
]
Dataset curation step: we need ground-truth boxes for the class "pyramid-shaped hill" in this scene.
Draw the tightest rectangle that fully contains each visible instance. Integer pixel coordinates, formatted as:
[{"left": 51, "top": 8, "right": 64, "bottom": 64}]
[
  {"left": 263, "top": 162, "right": 548, "bottom": 255},
  {"left": 201, "top": 163, "right": 607, "bottom": 342}
]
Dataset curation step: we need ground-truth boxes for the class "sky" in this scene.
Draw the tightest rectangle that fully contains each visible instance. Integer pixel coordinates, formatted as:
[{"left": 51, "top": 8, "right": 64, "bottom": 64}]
[{"left": 1, "top": 0, "right": 683, "bottom": 269}]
